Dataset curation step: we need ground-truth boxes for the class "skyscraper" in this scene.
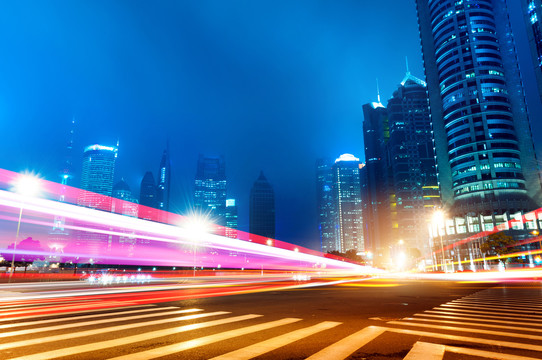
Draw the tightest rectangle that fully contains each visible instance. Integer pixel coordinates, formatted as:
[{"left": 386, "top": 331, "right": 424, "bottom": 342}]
[
  {"left": 387, "top": 71, "right": 440, "bottom": 253},
  {"left": 249, "top": 171, "right": 275, "bottom": 239},
  {"left": 225, "top": 198, "right": 238, "bottom": 239},
  {"left": 112, "top": 179, "right": 139, "bottom": 217},
  {"left": 156, "top": 145, "right": 171, "bottom": 213},
  {"left": 362, "top": 101, "right": 392, "bottom": 262},
  {"left": 77, "top": 144, "right": 118, "bottom": 211},
  {"left": 316, "top": 158, "right": 339, "bottom": 253},
  {"left": 521, "top": 0, "right": 542, "bottom": 102},
  {"left": 139, "top": 171, "right": 158, "bottom": 220},
  {"left": 194, "top": 155, "right": 227, "bottom": 227},
  {"left": 416, "top": 0, "right": 542, "bottom": 257},
  {"left": 333, "top": 154, "right": 364, "bottom": 253}
]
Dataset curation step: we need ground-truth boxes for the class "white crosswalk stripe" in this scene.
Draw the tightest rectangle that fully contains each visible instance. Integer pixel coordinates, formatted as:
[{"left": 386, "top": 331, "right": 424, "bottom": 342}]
[{"left": 1, "top": 286, "right": 541, "bottom": 360}]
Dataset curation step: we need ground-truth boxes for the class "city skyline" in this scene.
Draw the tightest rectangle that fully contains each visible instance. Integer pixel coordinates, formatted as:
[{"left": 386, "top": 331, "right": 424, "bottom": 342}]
[{"left": 1, "top": 1, "right": 541, "bottom": 250}]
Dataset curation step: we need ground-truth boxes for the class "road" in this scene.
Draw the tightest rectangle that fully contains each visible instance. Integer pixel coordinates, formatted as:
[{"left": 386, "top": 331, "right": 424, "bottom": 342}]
[{"left": 0, "top": 276, "right": 541, "bottom": 359}]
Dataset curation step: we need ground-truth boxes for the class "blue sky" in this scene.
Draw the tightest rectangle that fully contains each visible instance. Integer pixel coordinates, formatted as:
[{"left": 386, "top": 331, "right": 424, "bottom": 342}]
[{"left": 0, "top": 0, "right": 539, "bottom": 250}]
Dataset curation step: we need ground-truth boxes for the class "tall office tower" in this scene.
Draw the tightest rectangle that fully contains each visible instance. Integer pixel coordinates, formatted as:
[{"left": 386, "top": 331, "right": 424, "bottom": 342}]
[
  {"left": 416, "top": 0, "right": 542, "bottom": 255},
  {"left": 333, "top": 154, "right": 364, "bottom": 253},
  {"left": 362, "top": 101, "right": 392, "bottom": 265},
  {"left": 387, "top": 72, "right": 440, "bottom": 253},
  {"left": 522, "top": 0, "right": 542, "bottom": 102},
  {"left": 194, "top": 155, "right": 227, "bottom": 227},
  {"left": 77, "top": 144, "right": 118, "bottom": 211},
  {"left": 249, "top": 171, "right": 275, "bottom": 239},
  {"left": 139, "top": 171, "right": 158, "bottom": 220},
  {"left": 225, "top": 199, "right": 238, "bottom": 238},
  {"left": 156, "top": 146, "right": 171, "bottom": 213},
  {"left": 316, "top": 158, "right": 339, "bottom": 253},
  {"left": 112, "top": 179, "right": 139, "bottom": 217}
]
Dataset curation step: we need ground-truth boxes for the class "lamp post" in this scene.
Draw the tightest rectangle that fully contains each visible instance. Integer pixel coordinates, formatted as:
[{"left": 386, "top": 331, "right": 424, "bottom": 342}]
[
  {"left": 433, "top": 210, "right": 446, "bottom": 272},
  {"left": 9, "top": 173, "right": 41, "bottom": 282},
  {"left": 184, "top": 215, "right": 212, "bottom": 277}
]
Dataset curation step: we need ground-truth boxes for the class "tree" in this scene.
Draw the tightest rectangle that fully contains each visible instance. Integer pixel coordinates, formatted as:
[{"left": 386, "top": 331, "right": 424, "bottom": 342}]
[
  {"left": 1, "top": 237, "right": 45, "bottom": 273},
  {"left": 480, "top": 232, "right": 516, "bottom": 268}
]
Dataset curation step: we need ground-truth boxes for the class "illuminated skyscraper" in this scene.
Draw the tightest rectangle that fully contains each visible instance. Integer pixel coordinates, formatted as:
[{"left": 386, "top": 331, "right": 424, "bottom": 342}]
[
  {"left": 77, "top": 144, "right": 118, "bottom": 211},
  {"left": 225, "top": 198, "right": 238, "bottom": 238},
  {"left": 316, "top": 158, "right": 339, "bottom": 253},
  {"left": 333, "top": 154, "right": 364, "bottom": 253},
  {"left": 112, "top": 179, "right": 139, "bottom": 217},
  {"left": 521, "top": 0, "right": 542, "bottom": 102},
  {"left": 194, "top": 155, "right": 227, "bottom": 227},
  {"left": 139, "top": 171, "right": 158, "bottom": 220},
  {"left": 249, "top": 171, "right": 275, "bottom": 239},
  {"left": 416, "top": 0, "right": 542, "bottom": 255},
  {"left": 362, "top": 101, "right": 391, "bottom": 262},
  {"left": 387, "top": 71, "right": 440, "bottom": 253},
  {"left": 156, "top": 145, "right": 171, "bottom": 213}
]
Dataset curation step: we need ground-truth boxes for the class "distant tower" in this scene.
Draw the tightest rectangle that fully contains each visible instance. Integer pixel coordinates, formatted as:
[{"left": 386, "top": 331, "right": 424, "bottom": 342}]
[
  {"left": 387, "top": 71, "right": 439, "bottom": 252},
  {"left": 225, "top": 199, "right": 238, "bottom": 239},
  {"left": 362, "top": 101, "right": 391, "bottom": 261},
  {"left": 112, "top": 179, "right": 139, "bottom": 217},
  {"left": 316, "top": 158, "right": 339, "bottom": 253},
  {"left": 249, "top": 171, "right": 275, "bottom": 239},
  {"left": 333, "top": 154, "right": 364, "bottom": 253},
  {"left": 156, "top": 144, "right": 171, "bottom": 213},
  {"left": 194, "top": 155, "right": 227, "bottom": 227},
  {"left": 52, "top": 118, "right": 75, "bottom": 233},
  {"left": 77, "top": 144, "right": 118, "bottom": 211},
  {"left": 139, "top": 171, "right": 158, "bottom": 220}
]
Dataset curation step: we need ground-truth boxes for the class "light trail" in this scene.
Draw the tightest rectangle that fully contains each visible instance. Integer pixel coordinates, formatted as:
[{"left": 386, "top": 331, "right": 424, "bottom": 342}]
[{"left": 0, "top": 168, "right": 378, "bottom": 276}]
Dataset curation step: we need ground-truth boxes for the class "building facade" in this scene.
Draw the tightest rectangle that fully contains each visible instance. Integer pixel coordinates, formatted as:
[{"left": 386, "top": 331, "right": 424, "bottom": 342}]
[
  {"left": 416, "top": 0, "right": 542, "bottom": 267},
  {"left": 249, "top": 171, "right": 275, "bottom": 239},
  {"left": 387, "top": 72, "right": 440, "bottom": 254},
  {"left": 225, "top": 198, "right": 238, "bottom": 239},
  {"left": 77, "top": 144, "right": 118, "bottom": 211},
  {"left": 316, "top": 158, "right": 339, "bottom": 253},
  {"left": 333, "top": 154, "right": 364, "bottom": 253},
  {"left": 156, "top": 146, "right": 171, "bottom": 213},
  {"left": 521, "top": 0, "right": 542, "bottom": 102},
  {"left": 194, "top": 155, "right": 227, "bottom": 227}
]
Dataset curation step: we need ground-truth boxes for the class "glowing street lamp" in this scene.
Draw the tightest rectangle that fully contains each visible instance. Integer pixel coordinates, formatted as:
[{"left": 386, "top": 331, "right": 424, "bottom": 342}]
[
  {"left": 183, "top": 215, "right": 213, "bottom": 277},
  {"left": 432, "top": 210, "right": 446, "bottom": 272},
  {"left": 9, "top": 172, "right": 42, "bottom": 282}
]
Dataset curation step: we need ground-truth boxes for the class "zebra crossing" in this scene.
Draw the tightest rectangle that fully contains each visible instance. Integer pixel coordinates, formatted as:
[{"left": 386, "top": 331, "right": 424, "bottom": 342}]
[{"left": 0, "top": 285, "right": 541, "bottom": 359}]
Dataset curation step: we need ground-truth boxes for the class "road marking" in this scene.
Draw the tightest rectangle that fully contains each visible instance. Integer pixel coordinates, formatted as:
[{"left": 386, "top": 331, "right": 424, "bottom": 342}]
[
  {"left": 388, "top": 321, "right": 542, "bottom": 341},
  {"left": 431, "top": 307, "right": 542, "bottom": 319},
  {"left": 0, "top": 301, "right": 144, "bottom": 318},
  {"left": 441, "top": 302, "right": 542, "bottom": 312},
  {"left": 108, "top": 317, "right": 302, "bottom": 360},
  {"left": 403, "top": 341, "right": 444, "bottom": 360},
  {"left": 0, "top": 308, "right": 202, "bottom": 338},
  {"left": 405, "top": 341, "right": 542, "bottom": 360},
  {"left": 0, "top": 311, "right": 230, "bottom": 351},
  {"left": 7, "top": 314, "right": 262, "bottom": 360},
  {"left": 209, "top": 321, "right": 341, "bottom": 360},
  {"left": 0, "top": 304, "right": 155, "bottom": 322},
  {"left": 305, "top": 325, "right": 386, "bottom": 360},
  {"left": 413, "top": 312, "right": 542, "bottom": 326},
  {"left": 401, "top": 317, "right": 542, "bottom": 333},
  {"left": 380, "top": 326, "right": 542, "bottom": 352},
  {"left": 0, "top": 306, "right": 180, "bottom": 330},
  {"left": 453, "top": 298, "right": 542, "bottom": 306}
]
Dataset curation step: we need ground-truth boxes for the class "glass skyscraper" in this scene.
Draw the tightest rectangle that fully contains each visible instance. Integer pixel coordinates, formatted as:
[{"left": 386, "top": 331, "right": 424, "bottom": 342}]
[
  {"left": 194, "top": 155, "right": 227, "bottom": 227},
  {"left": 316, "top": 158, "right": 339, "bottom": 253},
  {"left": 249, "top": 171, "right": 275, "bottom": 239},
  {"left": 77, "top": 144, "right": 118, "bottom": 211},
  {"left": 416, "top": 0, "right": 542, "bottom": 257},
  {"left": 156, "top": 146, "right": 171, "bottom": 213}
]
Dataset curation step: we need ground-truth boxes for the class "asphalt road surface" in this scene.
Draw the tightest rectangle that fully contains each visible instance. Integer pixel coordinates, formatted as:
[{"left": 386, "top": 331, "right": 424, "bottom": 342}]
[{"left": 1, "top": 276, "right": 541, "bottom": 359}]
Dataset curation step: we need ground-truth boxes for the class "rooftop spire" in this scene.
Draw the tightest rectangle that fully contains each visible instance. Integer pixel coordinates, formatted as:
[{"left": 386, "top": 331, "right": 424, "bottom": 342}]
[{"left": 376, "top": 78, "right": 381, "bottom": 103}]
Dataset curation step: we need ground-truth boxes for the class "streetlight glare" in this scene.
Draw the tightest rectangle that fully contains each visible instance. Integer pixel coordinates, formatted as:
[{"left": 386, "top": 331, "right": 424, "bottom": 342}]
[
  {"left": 432, "top": 209, "right": 444, "bottom": 224},
  {"left": 12, "top": 172, "right": 42, "bottom": 197}
]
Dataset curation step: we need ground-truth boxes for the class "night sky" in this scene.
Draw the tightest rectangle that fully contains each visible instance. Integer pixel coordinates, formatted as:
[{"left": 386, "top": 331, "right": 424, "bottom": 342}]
[{"left": 1, "top": 1, "right": 540, "bottom": 250}]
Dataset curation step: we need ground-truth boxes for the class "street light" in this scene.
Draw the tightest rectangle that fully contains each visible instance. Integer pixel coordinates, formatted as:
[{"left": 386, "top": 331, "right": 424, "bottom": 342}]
[
  {"left": 183, "top": 215, "right": 212, "bottom": 277},
  {"left": 9, "top": 172, "right": 41, "bottom": 282},
  {"left": 432, "top": 210, "right": 446, "bottom": 272}
]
